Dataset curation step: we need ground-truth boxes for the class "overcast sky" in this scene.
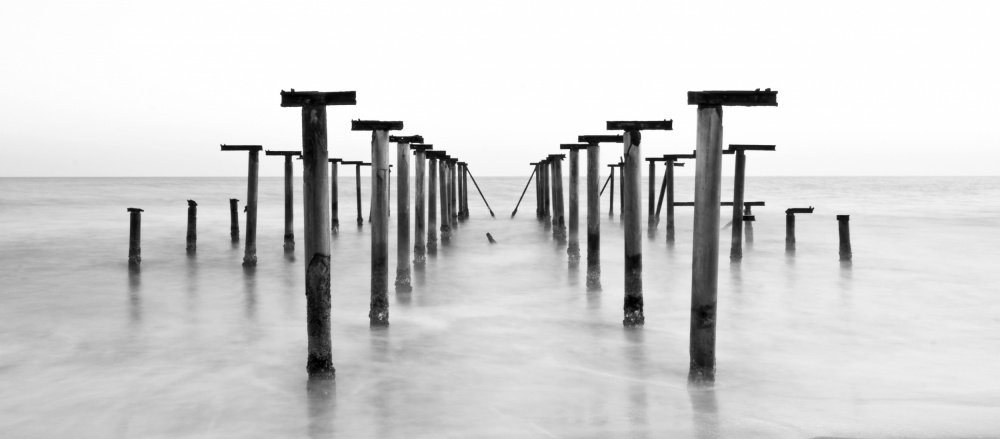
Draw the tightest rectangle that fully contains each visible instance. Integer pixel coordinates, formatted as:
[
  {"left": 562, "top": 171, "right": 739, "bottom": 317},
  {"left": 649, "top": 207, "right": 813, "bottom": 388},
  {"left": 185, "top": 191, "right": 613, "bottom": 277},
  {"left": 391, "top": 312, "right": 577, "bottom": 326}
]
[{"left": 2, "top": 1, "right": 998, "bottom": 177}]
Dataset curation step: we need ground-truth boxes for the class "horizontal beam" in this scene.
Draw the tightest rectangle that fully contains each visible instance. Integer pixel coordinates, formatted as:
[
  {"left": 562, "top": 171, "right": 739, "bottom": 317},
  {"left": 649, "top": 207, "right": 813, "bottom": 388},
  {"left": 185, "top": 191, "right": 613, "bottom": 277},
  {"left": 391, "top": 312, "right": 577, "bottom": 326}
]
[
  {"left": 265, "top": 150, "right": 301, "bottom": 156},
  {"left": 729, "top": 144, "right": 776, "bottom": 152},
  {"left": 672, "top": 162, "right": 685, "bottom": 167},
  {"left": 280, "top": 90, "right": 357, "bottom": 107},
  {"left": 607, "top": 163, "right": 623, "bottom": 168},
  {"left": 126, "top": 207, "right": 144, "bottom": 213},
  {"left": 352, "top": 120, "right": 404, "bottom": 131},
  {"left": 837, "top": 215, "right": 850, "bottom": 221},
  {"left": 687, "top": 89, "right": 778, "bottom": 107},
  {"left": 390, "top": 135, "right": 424, "bottom": 143},
  {"left": 458, "top": 162, "right": 467, "bottom": 166},
  {"left": 675, "top": 201, "right": 765, "bottom": 207},
  {"left": 645, "top": 157, "right": 667, "bottom": 162},
  {"left": 547, "top": 154, "right": 566, "bottom": 159},
  {"left": 607, "top": 120, "right": 673, "bottom": 131},
  {"left": 743, "top": 215, "right": 755, "bottom": 221},
  {"left": 578, "top": 135, "right": 623, "bottom": 144},
  {"left": 220, "top": 144, "right": 263, "bottom": 152},
  {"left": 340, "top": 161, "right": 371, "bottom": 166},
  {"left": 663, "top": 152, "right": 696, "bottom": 160},
  {"left": 410, "top": 144, "right": 433, "bottom": 150},
  {"left": 560, "top": 143, "right": 590, "bottom": 150},
  {"left": 786, "top": 207, "right": 815, "bottom": 214},
  {"left": 328, "top": 158, "right": 342, "bottom": 163}
]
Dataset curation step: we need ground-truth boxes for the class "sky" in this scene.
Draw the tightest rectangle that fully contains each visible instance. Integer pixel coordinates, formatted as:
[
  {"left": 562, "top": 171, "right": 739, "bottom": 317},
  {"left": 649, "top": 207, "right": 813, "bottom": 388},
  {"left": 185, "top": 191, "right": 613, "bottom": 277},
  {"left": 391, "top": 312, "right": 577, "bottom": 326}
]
[{"left": 1, "top": 0, "right": 998, "bottom": 177}]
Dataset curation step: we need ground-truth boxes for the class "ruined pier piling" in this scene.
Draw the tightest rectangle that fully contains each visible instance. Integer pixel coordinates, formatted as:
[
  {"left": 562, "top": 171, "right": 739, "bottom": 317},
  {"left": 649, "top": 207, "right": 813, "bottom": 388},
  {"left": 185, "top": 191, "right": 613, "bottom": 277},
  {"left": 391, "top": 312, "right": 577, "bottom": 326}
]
[
  {"left": 329, "top": 158, "right": 342, "bottom": 234},
  {"left": 548, "top": 154, "right": 567, "bottom": 243},
  {"left": 127, "top": 207, "right": 143, "bottom": 266},
  {"left": 608, "top": 120, "right": 673, "bottom": 327},
  {"left": 266, "top": 150, "right": 302, "bottom": 251},
  {"left": 531, "top": 162, "right": 542, "bottom": 219},
  {"left": 390, "top": 135, "right": 423, "bottom": 293},
  {"left": 186, "top": 200, "right": 197, "bottom": 253},
  {"left": 352, "top": 120, "right": 404, "bottom": 327},
  {"left": 229, "top": 198, "right": 240, "bottom": 243},
  {"left": 281, "top": 89, "right": 357, "bottom": 376},
  {"left": 411, "top": 144, "right": 432, "bottom": 266},
  {"left": 727, "top": 144, "right": 776, "bottom": 261},
  {"left": 539, "top": 158, "right": 551, "bottom": 225},
  {"left": 687, "top": 89, "right": 778, "bottom": 386},
  {"left": 448, "top": 158, "right": 459, "bottom": 230},
  {"left": 433, "top": 152, "right": 452, "bottom": 242},
  {"left": 785, "top": 207, "right": 815, "bottom": 252},
  {"left": 838, "top": 215, "right": 852, "bottom": 262},
  {"left": 560, "top": 144, "right": 590, "bottom": 263},
  {"left": 606, "top": 163, "right": 618, "bottom": 218},
  {"left": 458, "top": 162, "right": 467, "bottom": 219},
  {"left": 646, "top": 157, "right": 666, "bottom": 229},
  {"left": 341, "top": 161, "right": 371, "bottom": 228},
  {"left": 426, "top": 152, "right": 440, "bottom": 254},
  {"left": 221, "top": 144, "right": 262, "bottom": 266},
  {"left": 579, "top": 134, "right": 623, "bottom": 291},
  {"left": 658, "top": 152, "right": 694, "bottom": 244}
]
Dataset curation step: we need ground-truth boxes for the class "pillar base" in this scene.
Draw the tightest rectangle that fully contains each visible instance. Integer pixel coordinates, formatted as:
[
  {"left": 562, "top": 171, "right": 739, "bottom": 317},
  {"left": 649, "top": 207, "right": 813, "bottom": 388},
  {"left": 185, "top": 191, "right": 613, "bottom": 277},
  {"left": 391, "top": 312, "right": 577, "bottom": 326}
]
[
  {"left": 395, "top": 268, "right": 412, "bottom": 293},
  {"left": 128, "top": 254, "right": 141, "bottom": 266},
  {"left": 242, "top": 251, "right": 257, "bottom": 267},
  {"left": 284, "top": 234, "right": 295, "bottom": 251},
  {"left": 306, "top": 355, "right": 335, "bottom": 377},
  {"left": 567, "top": 242, "right": 581, "bottom": 262},
  {"left": 332, "top": 220, "right": 339, "bottom": 234},
  {"left": 687, "top": 366, "right": 715, "bottom": 387},
  {"left": 623, "top": 294, "right": 644, "bottom": 327},
  {"left": 356, "top": 218, "right": 364, "bottom": 227},
  {"left": 413, "top": 245, "right": 426, "bottom": 267}
]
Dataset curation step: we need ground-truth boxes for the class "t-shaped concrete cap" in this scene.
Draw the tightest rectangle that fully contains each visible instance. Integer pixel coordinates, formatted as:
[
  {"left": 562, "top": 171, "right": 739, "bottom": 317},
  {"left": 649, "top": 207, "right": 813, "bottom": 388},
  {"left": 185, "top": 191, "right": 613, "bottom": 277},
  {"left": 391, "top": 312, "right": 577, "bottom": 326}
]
[
  {"left": 688, "top": 89, "right": 778, "bottom": 106},
  {"left": 126, "top": 207, "right": 144, "bottom": 213},
  {"left": 220, "top": 144, "right": 263, "bottom": 152},
  {"left": 280, "top": 90, "right": 357, "bottom": 107},
  {"left": 606, "top": 120, "right": 673, "bottom": 131},
  {"left": 351, "top": 120, "right": 404, "bottom": 131},
  {"left": 390, "top": 135, "right": 424, "bottom": 143},
  {"left": 265, "top": 150, "right": 301, "bottom": 156},
  {"left": 578, "top": 135, "right": 624, "bottom": 144}
]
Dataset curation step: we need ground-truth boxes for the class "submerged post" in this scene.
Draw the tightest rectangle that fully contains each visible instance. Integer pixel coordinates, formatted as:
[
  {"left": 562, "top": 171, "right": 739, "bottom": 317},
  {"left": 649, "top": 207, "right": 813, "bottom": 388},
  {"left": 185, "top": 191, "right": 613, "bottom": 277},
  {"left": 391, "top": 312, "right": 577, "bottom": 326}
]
[
  {"left": 744, "top": 204, "right": 754, "bottom": 244},
  {"left": 728, "top": 144, "right": 776, "bottom": 261},
  {"left": 221, "top": 144, "right": 263, "bottom": 266},
  {"left": 608, "top": 120, "right": 673, "bottom": 327},
  {"left": 186, "top": 200, "right": 197, "bottom": 253},
  {"left": 646, "top": 157, "right": 665, "bottom": 228},
  {"left": 411, "top": 144, "right": 432, "bottom": 265},
  {"left": 542, "top": 158, "right": 551, "bottom": 223},
  {"left": 579, "top": 134, "right": 623, "bottom": 290},
  {"left": 462, "top": 163, "right": 470, "bottom": 218},
  {"left": 607, "top": 164, "right": 617, "bottom": 218},
  {"left": 838, "top": 215, "right": 852, "bottom": 262},
  {"left": 329, "top": 158, "right": 342, "bottom": 234},
  {"left": 281, "top": 89, "right": 356, "bottom": 376},
  {"left": 533, "top": 162, "right": 542, "bottom": 219},
  {"left": 743, "top": 215, "right": 755, "bottom": 243},
  {"left": 549, "top": 154, "right": 567, "bottom": 243},
  {"left": 266, "top": 150, "right": 302, "bottom": 250},
  {"left": 687, "top": 88, "right": 778, "bottom": 386},
  {"left": 352, "top": 120, "right": 404, "bottom": 327},
  {"left": 436, "top": 153, "right": 452, "bottom": 242},
  {"left": 127, "top": 207, "right": 143, "bottom": 266},
  {"left": 390, "top": 135, "right": 423, "bottom": 293},
  {"left": 449, "top": 158, "right": 459, "bottom": 229},
  {"left": 341, "top": 161, "right": 371, "bottom": 227},
  {"left": 229, "top": 198, "right": 240, "bottom": 243},
  {"left": 426, "top": 152, "right": 440, "bottom": 254},
  {"left": 561, "top": 144, "right": 589, "bottom": 262},
  {"left": 457, "top": 162, "right": 466, "bottom": 219},
  {"left": 785, "top": 207, "right": 814, "bottom": 252}
]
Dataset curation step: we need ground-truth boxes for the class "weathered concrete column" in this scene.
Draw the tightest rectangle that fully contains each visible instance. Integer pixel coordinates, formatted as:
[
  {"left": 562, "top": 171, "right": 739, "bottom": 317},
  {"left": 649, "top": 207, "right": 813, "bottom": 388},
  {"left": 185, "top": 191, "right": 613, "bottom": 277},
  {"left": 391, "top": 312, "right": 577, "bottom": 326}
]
[
  {"left": 607, "top": 164, "right": 616, "bottom": 218},
  {"left": 548, "top": 154, "right": 567, "bottom": 243},
  {"left": 561, "top": 144, "right": 590, "bottom": 262},
  {"left": 658, "top": 153, "right": 693, "bottom": 244},
  {"left": 341, "top": 161, "right": 371, "bottom": 227},
  {"left": 785, "top": 207, "right": 814, "bottom": 252},
  {"left": 456, "top": 162, "right": 465, "bottom": 219},
  {"left": 449, "top": 158, "right": 459, "bottom": 228},
  {"left": 186, "top": 200, "right": 197, "bottom": 253},
  {"left": 437, "top": 154, "right": 452, "bottom": 242},
  {"left": 329, "top": 158, "right": 342, "bottom": 234},
  {"left": 426, "top": 152, "right": 439, "bottom": 254},
  {"left": 608, "top": 120, "right": 673, "bottom": 327},
  {"left": 461, "top": 162, "right": 470, "bottom": 218},
  {"left": 728, "top": 144, "right": 775, "bottom": 261},
  {"left": 579, "top": 134, "right": 623, "bottom": 290},
  {"left": 221, "top": 144, "right": 263, "bottom": 266},
  {"left": 618, "top": 161, "right": 624, "bottom": 219},
  {"left": 390, "top": 135, "right": 423, "bottom": 293},
  {"left": 266, "top": 150, "right": 302, "bottom": 250},
  {"left": 646, "top": 157, "right": 661, "bottom": 228},
  {"left": 541, "top": 159, "right": 551, "bottom": 223},
  {"left": 352, "top": 120, "right": 404, "bottom": 327},
  {"left": 229, "top": 198, "right": 240, "bottom": 243},
  {"left": 687, "top": 89, "right": 778, "bottom": 386},
  {"left": 281, "top": 89, "right": 356, "bottom": 376},
  {"left": 838, "top": 215, "right": 852, "bottom": 262},
  {"left": 411, "top": 144, "right": 432, "bottom": 266},
  {"left": 127, "top": 207, "right": 143, "bottom": 266},
  {"left": 533, "top": 162, "right": 542, "bottom": 219}
]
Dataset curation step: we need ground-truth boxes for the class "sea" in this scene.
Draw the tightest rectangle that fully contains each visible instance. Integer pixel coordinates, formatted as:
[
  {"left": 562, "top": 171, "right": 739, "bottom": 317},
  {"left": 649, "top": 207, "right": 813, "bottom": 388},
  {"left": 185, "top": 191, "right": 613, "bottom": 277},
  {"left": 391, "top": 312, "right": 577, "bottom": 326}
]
[{"left": 1, "top": 176, "right": 998, "bottom": 438}]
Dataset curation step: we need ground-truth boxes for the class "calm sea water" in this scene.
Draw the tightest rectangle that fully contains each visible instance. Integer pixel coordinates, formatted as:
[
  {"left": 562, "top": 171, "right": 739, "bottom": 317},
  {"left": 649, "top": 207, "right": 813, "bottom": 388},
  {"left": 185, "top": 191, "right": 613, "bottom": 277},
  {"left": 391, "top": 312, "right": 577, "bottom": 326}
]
[{"left": 1, "top": 176, "right": 999, "bottom": 438}]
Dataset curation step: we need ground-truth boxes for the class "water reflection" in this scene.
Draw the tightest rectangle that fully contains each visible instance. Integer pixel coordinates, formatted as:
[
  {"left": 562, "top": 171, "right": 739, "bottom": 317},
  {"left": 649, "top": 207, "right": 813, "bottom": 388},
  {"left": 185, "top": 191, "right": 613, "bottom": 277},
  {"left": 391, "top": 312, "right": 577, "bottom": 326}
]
[
  {"left": 185, "top": 253, "right": 198, "bottom": 320},
  {"left": 127, "top": 265, "right": 142, "bottom": 325},
  {"left": 687, "top": 387, "right": 720, "bottom": 439},
  {"left": 306, "top": 375, "right": 336, "bottom": 439},
  {"left": 839, "top": 261, "right": 853, "bottom": 293},
  {"left": 624, "top": 329, "right": 649, "bottom": 438},
  {"left": 243, "top": 266, "right": 257, "bottom": 320},
  {"left": 370, "top": 329, "right": 393, "bottom": 438}
]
